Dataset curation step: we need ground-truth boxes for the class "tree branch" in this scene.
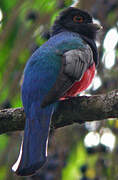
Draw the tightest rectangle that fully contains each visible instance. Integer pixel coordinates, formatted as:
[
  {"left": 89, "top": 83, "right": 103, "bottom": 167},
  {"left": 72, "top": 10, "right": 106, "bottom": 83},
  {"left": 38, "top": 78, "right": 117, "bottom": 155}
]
[{"left": 0, "top": 89, "right": 118, "bottom": 134}]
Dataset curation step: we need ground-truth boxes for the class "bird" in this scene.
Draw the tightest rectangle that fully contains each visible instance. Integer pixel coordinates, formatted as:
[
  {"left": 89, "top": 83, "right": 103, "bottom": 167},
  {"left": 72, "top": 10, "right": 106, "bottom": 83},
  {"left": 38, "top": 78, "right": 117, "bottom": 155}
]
[{"left": 12, "top": 7, "right": 101, "bottom": 176}]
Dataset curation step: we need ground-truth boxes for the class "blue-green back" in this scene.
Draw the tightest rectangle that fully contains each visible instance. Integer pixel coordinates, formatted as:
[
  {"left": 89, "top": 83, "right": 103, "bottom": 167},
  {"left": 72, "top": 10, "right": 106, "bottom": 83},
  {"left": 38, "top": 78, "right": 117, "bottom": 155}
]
[{"left": 22, "top": 31, "right": 85, "bottom": 112}]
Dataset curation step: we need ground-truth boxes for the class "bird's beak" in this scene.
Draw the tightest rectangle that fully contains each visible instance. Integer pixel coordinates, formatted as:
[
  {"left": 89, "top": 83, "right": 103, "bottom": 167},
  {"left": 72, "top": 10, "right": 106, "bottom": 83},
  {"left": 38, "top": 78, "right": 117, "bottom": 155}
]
[{"left": 91, "top": 23, "right": 103, "bottom": 32}]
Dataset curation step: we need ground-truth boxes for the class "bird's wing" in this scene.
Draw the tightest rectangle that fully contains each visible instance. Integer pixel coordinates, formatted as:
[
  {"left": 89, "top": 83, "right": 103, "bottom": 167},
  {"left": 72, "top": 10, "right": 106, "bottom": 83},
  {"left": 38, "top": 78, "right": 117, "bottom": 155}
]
[{"left": 41, "top": 45, "right": 94, "bottom": 107}]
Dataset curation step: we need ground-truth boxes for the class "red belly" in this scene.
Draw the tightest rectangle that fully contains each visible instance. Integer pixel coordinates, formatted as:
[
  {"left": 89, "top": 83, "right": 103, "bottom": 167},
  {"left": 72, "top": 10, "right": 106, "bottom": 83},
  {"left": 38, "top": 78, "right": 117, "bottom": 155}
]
[{"left": 61, "top": 63, "right": 95, "bottom": 99}]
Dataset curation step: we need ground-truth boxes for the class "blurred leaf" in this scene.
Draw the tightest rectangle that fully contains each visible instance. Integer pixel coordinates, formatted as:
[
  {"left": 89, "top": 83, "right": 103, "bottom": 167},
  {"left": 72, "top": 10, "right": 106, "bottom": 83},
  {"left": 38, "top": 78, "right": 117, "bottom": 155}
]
[
  {"left": 0, "top": 0, "right": 17, "bottom": 13},
  {"left": 86, "top": 168, "right": 96, "bottom": 179},
  {"left": 107, "top": 11, "right": 117, "bottom": 25},
  {"left": 114, "top": 119, "right": 118, "bottom": 128},
  {"left": 65, "top": 0, "right": 72, "bottom": 7},
  {"left": 108, "top": 119, "right": 115, "bottom": 126},
  {"left": 12, "top": 94, "right": 22, "bottom": 108},
  {"left": 0, "top": 135, "right": 9, "bottom": 151},
  {"left": 62, "top": 142, "right": 87, "bottom": 180},
  {"left": 0, "top": 87, "right": 9, "bottom": 104},
  {"left": 0, "top": 166, "right": 7, "bottom": 180},
  {"left": 19, "top": 49, "right": 30, "bottom": 64},
  {"left": 50, "top": 10, "right": 60, "bottom": 25}
]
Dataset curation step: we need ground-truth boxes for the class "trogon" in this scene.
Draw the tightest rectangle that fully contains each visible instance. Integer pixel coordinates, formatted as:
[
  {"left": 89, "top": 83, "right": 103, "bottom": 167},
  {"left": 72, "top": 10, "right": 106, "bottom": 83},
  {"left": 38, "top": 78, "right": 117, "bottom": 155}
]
[{"left": 12, "top": 7, "right": 101, "bottom": 176}]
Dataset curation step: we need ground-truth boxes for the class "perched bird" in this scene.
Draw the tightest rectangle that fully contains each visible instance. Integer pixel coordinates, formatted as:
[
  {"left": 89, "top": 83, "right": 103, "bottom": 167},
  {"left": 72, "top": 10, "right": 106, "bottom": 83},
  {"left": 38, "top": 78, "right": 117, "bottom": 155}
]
[{"left": 12, "top": 7, "right": 101, "bottom": 176}]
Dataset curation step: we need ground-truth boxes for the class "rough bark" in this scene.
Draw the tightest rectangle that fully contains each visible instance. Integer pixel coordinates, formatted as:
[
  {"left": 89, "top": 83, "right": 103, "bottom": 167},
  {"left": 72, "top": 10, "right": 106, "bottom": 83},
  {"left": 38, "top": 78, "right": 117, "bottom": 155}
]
[{"left": 0, "top": 89, "right": 118, "bottom": 135}]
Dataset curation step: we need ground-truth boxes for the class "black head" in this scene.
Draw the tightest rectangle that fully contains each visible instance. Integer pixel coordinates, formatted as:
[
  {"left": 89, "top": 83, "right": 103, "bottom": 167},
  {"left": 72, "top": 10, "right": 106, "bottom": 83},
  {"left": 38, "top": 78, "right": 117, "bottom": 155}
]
[{"left": 51, "top": 7, "right": 101, "bottom": 40}]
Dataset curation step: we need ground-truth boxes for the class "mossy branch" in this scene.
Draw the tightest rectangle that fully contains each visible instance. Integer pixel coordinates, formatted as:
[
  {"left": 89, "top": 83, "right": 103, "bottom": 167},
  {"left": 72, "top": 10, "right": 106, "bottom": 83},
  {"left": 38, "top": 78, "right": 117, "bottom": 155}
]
[{"left": 0, "top": 89, "right": 118, "bottom": 134}]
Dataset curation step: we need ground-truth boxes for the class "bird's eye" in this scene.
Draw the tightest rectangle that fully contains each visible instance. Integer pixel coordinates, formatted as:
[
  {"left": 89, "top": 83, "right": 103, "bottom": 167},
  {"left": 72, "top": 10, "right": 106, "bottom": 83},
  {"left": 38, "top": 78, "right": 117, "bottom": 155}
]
[{"left": 73, "top": 16, "right": 83, "bottom": 23}]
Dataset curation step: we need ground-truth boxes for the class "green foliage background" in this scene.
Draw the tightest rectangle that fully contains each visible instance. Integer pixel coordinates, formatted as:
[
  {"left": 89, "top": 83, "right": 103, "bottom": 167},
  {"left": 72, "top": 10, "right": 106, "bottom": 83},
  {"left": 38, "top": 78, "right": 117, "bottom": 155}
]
[{"left": 0, "top": 0, "right": 118, "bottom": 179}]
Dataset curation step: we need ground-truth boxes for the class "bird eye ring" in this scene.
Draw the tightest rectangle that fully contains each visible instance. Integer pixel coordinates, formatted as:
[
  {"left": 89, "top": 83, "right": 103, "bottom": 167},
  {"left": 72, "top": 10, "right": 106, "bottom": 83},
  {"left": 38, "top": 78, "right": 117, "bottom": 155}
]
[{"left": 73, "top": 16, "right": 83, "bottom": 23}]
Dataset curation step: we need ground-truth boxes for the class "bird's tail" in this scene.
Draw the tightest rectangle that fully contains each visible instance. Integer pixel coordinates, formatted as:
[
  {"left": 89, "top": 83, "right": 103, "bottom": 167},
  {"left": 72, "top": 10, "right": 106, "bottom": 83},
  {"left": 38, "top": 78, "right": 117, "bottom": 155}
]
[{"left": 12, "top": 102, "right": 54, "bottom": 176}]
